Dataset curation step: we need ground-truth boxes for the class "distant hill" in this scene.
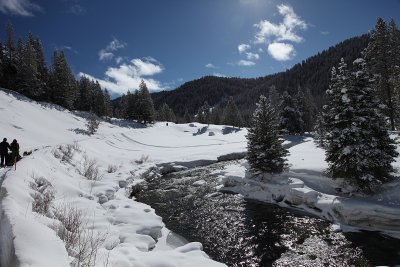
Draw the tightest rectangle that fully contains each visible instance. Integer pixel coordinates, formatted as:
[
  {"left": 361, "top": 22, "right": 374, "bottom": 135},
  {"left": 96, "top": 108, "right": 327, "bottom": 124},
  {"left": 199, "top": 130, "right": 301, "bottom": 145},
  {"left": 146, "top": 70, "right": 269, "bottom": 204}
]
[{"left": 150, "top": 34, "right": 370, "bottom": 121}]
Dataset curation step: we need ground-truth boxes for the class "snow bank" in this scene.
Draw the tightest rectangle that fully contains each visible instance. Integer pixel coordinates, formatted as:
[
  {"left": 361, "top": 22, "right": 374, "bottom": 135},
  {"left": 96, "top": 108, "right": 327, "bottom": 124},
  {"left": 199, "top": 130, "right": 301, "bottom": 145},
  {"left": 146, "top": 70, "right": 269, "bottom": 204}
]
[{"left": 215, "top": 139, "right": 400, "bottom": 238}]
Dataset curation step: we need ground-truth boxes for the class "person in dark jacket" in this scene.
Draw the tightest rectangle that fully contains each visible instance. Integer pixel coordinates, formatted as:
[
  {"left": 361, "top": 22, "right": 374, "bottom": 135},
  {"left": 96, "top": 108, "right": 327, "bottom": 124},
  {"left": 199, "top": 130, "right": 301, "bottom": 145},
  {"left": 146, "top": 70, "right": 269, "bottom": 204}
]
[
  {"left": 10, "top": 139, "right": 19, "bottom": 165},
  {"left": 0, "top": 138, "right": 11, "bottom": 167}
]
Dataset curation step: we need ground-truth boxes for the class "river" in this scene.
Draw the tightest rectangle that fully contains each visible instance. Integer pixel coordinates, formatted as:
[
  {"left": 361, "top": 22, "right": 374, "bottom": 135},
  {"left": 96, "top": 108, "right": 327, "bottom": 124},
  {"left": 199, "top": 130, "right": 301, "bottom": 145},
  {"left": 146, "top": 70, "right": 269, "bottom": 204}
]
[{"left": 135, "top": 160, "right": 400, "bottom": 267}]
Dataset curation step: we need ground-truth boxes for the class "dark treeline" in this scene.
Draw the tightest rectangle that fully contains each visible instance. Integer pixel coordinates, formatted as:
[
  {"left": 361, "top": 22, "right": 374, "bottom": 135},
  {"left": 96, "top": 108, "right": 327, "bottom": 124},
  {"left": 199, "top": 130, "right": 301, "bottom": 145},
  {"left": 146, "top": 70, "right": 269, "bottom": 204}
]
[{"left": 0, "top": 21, "right": 112, "bottom": 118}]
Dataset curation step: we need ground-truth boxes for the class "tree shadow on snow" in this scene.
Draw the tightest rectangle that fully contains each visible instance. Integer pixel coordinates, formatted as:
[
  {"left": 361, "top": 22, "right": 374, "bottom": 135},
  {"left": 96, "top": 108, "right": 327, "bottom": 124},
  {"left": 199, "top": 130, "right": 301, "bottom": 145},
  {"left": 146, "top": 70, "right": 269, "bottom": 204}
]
[
  {"left": 222, "top": 126, "right": 242, "bottom": 135},
  {"left": 193, "top": 126, "right": 208, "bottom": 136}
]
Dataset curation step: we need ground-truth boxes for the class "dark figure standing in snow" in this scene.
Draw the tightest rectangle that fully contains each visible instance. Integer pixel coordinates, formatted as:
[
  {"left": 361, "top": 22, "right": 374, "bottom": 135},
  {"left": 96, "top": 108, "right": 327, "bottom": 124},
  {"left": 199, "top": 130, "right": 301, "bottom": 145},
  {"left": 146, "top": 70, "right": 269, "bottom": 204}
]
[
  {"left": 0, "top": 138, "right": 11, "bottom": 167},
  {"left": 10, "top": 139, "right": 19, "bottom": 170}
]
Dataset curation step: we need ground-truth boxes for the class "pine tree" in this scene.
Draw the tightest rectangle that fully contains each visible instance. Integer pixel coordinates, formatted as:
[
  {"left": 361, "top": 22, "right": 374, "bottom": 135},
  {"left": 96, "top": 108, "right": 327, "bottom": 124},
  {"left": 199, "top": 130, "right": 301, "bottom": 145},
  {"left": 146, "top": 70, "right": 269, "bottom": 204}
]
[
  {"left": 2, "top": 22, "right": 17, "bottom": 89},
  {"left": 159, "top": 103, "right": 176, "bottom": 122},
  {"left": 32, "top": 37, "right": 49, "bottom": 99},
  {"left": 325, "top": 58, "right": 398, "bottom": 192},
  {"left": 15, "top": 34, "right": 43, "bottom": 99},
  {"left": 49, "top": 51, "right": 78, "bottom": 109},
  {"left": 103, "top": 89, "right": 113, "bottom": 120},
  {"left": 279, "top": 91, "right": 304, "bottom": 134},
  {"left": 247, "top": 95, "right": 288, "bottom": 174},
  {"left": 183, "top": 108, "right": 191, "bottom": 123},
  {"left": 364, "top": 18, "right": 396, "bottom": 130},
  {"left": 223, "top": 97, "right": 243, "bottom": 128},
  {"left": 313, "top": 113, "right": 326, "bottom": 147},
  {"left": 296, "top": 87, "right": 317, "bottom": 132},
  {"left": 137, "top": 80, "right": 155, "bottom": 124}
]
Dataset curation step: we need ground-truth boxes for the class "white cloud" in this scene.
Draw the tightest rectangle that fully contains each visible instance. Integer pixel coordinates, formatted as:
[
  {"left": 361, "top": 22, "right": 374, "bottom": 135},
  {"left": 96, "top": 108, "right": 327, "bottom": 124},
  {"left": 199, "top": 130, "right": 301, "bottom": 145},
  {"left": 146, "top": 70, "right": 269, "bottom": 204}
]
[
  {"left": 321, "top": 31, "right": 329, "bottom": 35},
  {"left": 98, "top": 38, "right": 126, "bottom": 61},
  {"left": 115, "top": 56, "right": 124, "bottom": 64},
  {"left": 212, "top": 73, "right": 227, "bottom": 77},
  {"left": 238, "top": 44, "right": 251, "bottom": 54},
  {"left": 236, "top": 60, "right": 256, "bottom": 66},
  {"left": 254, "top": 4, "right": 307, "bottom": 44},
  {"left": 80, "top": 57, "right": 166, "bottom": 95},
  {"left": 68, "top": 4, "right": 85, "bottom": 15},
  {"left": 205, "top": 63, "right": 218, "bottom": 69},
  {"left": 246, "top": 52, "right": 259, "bottom": 60},
  {"left": 267, "top": 42, "right": 295, "bottom": 61},
  {"left": 0, "top": 0, "right": 42, "bottom": 16}
]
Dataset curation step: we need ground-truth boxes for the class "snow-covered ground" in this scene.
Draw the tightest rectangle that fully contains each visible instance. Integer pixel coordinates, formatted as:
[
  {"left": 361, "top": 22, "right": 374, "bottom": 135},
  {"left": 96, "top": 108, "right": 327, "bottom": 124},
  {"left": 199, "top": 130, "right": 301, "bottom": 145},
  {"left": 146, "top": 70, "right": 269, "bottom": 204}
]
[{"left": 1, "top": 88, "right": 400, "bottom": 266}]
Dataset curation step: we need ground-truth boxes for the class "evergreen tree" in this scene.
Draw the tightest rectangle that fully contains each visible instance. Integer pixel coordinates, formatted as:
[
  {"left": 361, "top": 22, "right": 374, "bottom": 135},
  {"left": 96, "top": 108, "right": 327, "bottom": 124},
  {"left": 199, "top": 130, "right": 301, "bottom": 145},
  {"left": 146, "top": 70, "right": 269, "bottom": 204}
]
[
  {"left": 32, "top": 37, "right": 49, "bottom": 99},
  {"left": 2, "top": 22, "right": 17, "bottom": 89},
  {"left": 364, "top": 18, "right": 396, "bottom": 130},
  {"left": 313, "top": 112, "right": 326, "bottom": 147},
  {"left": 15, "top": 35, "right": 43, "bottom": 99},
  {"left": 279, "top": 91, "right": 304, "bottom": 134},
  {"left": 137, "top": 80, "right": 155, "bottom": 124},
  {"left": 210, "top": 106, "right": 222, "bottom": 125},
  {"left": 268, "top": 85, "right": 280, "bottom": 111},
  {"left": 158, "top": 103, "right": 176, "bottom": 122},
  {"left": 223, "top": 97, "right": 243, "bottom": 128},
  {"left": 103, "top": 89, "right": 113, "bottom": 120},
  {"left": 49, "top": 51, "right": 78, "bottom": 109},
  {"left": 76, "top": 76, "right": 91, "bottom": 111},
  {"left": 296, "top": 87, "right": 317, "bottom": 132},
  {"left": 183, "top": 108, "right": 191, "bottom": 123},
  {"left": 247, "top": 95, "right": 288, "bottom": 174},
  {"left": 325, "top": 58, "right": 398, "bottom": 192}
]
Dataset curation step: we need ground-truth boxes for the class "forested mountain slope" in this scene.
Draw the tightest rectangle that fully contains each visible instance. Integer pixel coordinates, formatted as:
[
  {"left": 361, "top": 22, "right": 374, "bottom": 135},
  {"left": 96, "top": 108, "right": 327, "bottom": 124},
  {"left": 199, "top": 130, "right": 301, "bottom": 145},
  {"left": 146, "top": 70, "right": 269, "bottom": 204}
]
[{"left": 151, "top": 34, "right": 369, "bottom": 119}]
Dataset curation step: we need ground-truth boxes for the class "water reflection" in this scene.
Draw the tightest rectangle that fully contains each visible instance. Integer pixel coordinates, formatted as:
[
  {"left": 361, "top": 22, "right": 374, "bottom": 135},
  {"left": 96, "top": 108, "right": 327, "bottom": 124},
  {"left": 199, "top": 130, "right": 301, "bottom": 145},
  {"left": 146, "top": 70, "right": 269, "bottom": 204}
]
[{"left": 136, "top": 161, "right": 400, "bottom": 267}]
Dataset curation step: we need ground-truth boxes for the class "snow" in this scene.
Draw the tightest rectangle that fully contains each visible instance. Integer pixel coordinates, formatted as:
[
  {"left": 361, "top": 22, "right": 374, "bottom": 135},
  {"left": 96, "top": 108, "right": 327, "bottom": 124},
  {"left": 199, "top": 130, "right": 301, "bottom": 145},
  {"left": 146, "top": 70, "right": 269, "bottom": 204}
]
[
  {"left": 1, "top": 88, "right": 400, "bottom": 266},
  {"left": 0, "top": 89, "right": 237, "bottom": 267}
]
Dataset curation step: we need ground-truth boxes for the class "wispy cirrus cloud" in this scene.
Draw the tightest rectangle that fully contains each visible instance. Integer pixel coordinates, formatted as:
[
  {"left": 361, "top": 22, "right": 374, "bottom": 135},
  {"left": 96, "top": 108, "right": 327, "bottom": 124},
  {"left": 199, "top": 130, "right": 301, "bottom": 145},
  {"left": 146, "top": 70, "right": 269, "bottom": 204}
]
[
  {"left": 0, "top": 0, "right": 42, "bottom": 16},
  {"left": 98, "top": 38, "right": 126, "bottom": 62},
  {"left": 80, "top": 57, "right": 168, "bottom": 95},
  {"left": 235, "top": 60, "right": 256, "bottom": 66},
  {"left": 205, "top": 63, "right": 218, "bottom": 69},
  {"left": 68, "top": 3, "right": 86, "bottom": 15}
]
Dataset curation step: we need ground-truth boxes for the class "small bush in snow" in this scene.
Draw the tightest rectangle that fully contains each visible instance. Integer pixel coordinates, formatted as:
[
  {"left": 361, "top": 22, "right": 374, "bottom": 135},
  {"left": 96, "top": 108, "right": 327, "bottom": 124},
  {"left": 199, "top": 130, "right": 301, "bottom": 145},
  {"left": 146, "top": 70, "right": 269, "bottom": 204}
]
[
  {"left": 80, "top": 154, "right": 103, "bottom": 181},
  {"left": 53, "top": 203, "right": 84, "bottom": 252},
  {"left": 135, "top": 154, "right": 150, "bottom": 164},
  {"left": 72, "top": 141, "right": 81, "bottom": 152},
  {"left": 29, "top": 175, "right": 55, "bottom": 215},
  {"left": 86, "top": 111, "right": 100, "bottom": 135},
  {"left": 53, "top": 144, "right": 75, "bottom": 163},
  {"left": 107, "top": 164, "right": 118, "bottom": 173},
  {"left": 53, "top": 203, "right": 106, "bottom": 267}
]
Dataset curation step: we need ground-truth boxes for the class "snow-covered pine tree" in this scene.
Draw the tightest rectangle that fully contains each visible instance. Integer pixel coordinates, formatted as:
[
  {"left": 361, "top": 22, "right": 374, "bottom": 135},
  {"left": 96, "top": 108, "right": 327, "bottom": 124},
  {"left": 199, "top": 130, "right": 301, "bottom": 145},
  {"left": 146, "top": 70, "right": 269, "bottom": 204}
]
[
  {"left": 325, "top": 58, "right": 398, "bottom": 192},
  {"left": 223, "top": 97, "right": 243, "bottom": 128},
  {"left": 247, "top": 95, "right": 288, "bottom": 174},
  {"left": 279, "top": 91, "right": 304, "bottom": 134},
  {"left": 137, "top": 80, "right": 155, "bottom": 124},
  {"left": 313, "top": 112, "right": 326, "bottom": 147},
  {"left": 364, "top": 18, "right": 397, "bottom": 130},
  {"left": 86, "top": 111, "right": 99, "bottom": 135}
]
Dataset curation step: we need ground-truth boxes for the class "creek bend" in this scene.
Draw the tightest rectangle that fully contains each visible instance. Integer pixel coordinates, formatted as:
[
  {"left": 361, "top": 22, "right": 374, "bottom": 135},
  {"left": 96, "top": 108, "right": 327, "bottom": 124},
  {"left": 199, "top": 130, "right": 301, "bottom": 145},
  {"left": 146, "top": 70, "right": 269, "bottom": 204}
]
[{"left": 135, "top": 161, "right": 400, "bottom": 267}]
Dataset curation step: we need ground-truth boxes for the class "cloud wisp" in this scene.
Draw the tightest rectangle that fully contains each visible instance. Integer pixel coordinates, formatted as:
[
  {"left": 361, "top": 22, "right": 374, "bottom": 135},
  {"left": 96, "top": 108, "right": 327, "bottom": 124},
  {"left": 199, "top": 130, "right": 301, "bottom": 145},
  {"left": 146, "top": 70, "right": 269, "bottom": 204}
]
[
  {"left": 0, "top": 0, "right": 42, "bottom": 16},
  {"left": 205, "top": 63, "right": 218, "bottom": 69},
  {"left": 80, "top": 57, "right": 167, "bottom": 95},
  {"left": 98, "top": 38, "right": 126, "bottom": 61}
]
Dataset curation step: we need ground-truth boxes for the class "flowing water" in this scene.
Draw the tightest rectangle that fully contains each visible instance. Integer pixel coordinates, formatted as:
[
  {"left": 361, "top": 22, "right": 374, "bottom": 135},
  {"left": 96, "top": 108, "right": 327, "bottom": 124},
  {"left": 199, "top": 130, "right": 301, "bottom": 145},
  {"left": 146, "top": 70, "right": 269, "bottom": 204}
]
[{"left": 135, "top": 161, "right": 400, "bottom": 267}]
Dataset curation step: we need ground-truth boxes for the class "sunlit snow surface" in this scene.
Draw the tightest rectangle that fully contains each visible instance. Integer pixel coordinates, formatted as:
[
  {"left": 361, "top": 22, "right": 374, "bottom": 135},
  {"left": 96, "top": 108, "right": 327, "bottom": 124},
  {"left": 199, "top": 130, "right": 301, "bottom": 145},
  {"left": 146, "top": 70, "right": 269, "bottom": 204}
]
[{"left": 1, "top": 88, "right": 400, "bottom": 266}]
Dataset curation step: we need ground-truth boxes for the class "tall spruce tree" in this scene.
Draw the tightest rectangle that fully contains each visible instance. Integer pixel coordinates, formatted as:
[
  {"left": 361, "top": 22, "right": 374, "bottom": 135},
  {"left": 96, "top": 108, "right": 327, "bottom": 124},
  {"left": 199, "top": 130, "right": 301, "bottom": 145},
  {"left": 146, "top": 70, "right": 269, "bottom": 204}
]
[
  {"left": 49, "top": 51, "right": 78, "bottom": 109},
  {"left": 325, "top": 58, "right": 398, "bottom": 192},
  {"left": 247, "top": 95, "right": 288, "bottom": 174},
  {"left": 365, "top": 18, "right": 397, "bottom": 130},
  {"left": 223, "top": 97, "right": 243, "bottom": 128},
  {"left": 137, "top": 80, "right": 155, "bottom": 124},
  {"left": 279, "top": 91, "right": 304, "bottom": 134}
]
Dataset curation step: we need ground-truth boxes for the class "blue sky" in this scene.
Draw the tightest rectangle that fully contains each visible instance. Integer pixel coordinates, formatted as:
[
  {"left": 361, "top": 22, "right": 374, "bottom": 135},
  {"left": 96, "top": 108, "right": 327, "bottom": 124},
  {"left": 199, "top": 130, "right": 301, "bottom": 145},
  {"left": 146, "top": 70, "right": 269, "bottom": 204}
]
[{"left": 0, "top": 0, "right": 399, "bottom": 96}]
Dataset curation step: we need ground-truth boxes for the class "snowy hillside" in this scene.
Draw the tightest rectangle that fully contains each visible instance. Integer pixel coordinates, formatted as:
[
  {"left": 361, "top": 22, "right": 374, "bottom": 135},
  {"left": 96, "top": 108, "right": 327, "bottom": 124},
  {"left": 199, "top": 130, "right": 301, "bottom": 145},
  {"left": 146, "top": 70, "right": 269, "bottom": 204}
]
[
  {"left": 0, "top": 89, "right": 246, "bottom": 267},
  {"left": 1, "top": 88, "right": 400, "bottom": 267}
]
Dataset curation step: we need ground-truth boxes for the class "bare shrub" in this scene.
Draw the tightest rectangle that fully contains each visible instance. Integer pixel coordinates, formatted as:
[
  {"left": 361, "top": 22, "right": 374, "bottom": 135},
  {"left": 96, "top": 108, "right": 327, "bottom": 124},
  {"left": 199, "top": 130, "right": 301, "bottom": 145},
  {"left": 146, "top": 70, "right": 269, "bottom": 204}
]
[
  {"left": 54, "top": 203, "right": 84, "bottom": 252},
  {"left": 107, "top": 164, "right": 117, "bottom": 173},
  {"left": 72, "top": 141, "right": 82, "bottom": 152},
  {"left": 134, "top": 154, "right": 150, "bottom": 164},
  {"left": 80, "top": 154, "right": 103, "bottom": 181},
  {"left": 53, "top": 144, "right": 75, "bottom": 163},
  {"left": 53, "top": 204, "right": 106, "bottom": 267},
  {"left": 29, "top": 175, "right": 55, "bottom": 215}
]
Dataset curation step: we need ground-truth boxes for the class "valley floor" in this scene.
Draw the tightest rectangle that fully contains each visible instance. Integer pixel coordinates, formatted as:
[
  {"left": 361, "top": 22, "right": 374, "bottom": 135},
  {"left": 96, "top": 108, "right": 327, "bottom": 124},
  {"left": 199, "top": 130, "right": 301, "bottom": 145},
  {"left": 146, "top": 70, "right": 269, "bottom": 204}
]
[{"left": 1, "top": 89, "right": 400, "bottom": 266}]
